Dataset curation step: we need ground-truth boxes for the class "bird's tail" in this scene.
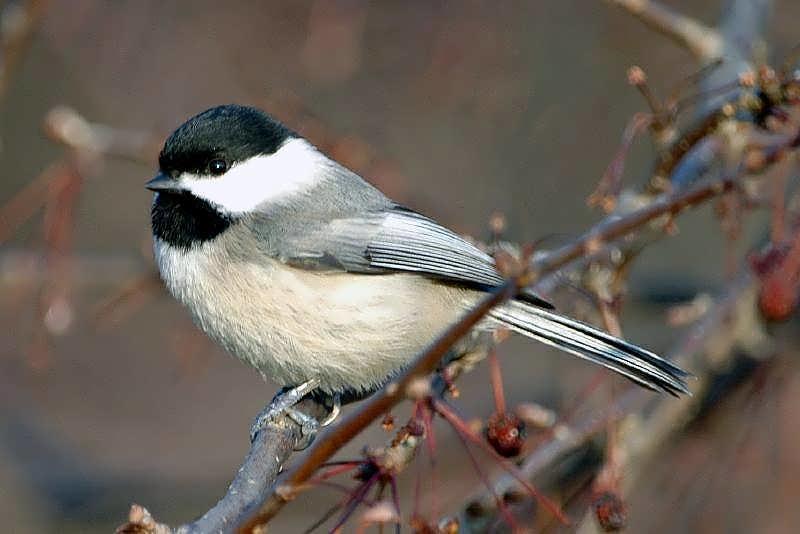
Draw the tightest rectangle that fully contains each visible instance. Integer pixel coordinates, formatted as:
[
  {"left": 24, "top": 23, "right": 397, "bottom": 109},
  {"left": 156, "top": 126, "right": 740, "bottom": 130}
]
[{"left": 489, "top": 300, "right": 690, "bottom": 395}]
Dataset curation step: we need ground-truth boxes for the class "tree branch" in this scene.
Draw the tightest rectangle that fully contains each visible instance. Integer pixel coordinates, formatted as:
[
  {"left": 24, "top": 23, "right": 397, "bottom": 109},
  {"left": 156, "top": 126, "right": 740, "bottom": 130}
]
[
  {"left": 605, "top": 0, "right": 722, "bottom": 60},
  {"left": 609, "top": 0, "right": 773, "bottom": 115},
  {"left": 115, "top": 119, "right": 800, "bottom": 533},
  {"left": 108, "top": 1, "right": 788, "bottom": 529},
  {"left": 576, "top": 270, "right": 766, "bottom": 532},
  {"left": 458, "top": 2, "right": 779, "bottom": 527},
  {"left": 116, "top": 274, "right": 526, "bottom": 533},
  {"left": 202, "top": 150, "right": 783, "bottom": 533},
  {"left": 237, "top": 278, "right": 523, "bottom": 531},
  {"left": 180, "top": 400, "right": 328, "bottom": 534},
  {"left": 531, "top": 173, "right": 736, "bottom": 277},
  {"left": 459, "top": 265, "right": 767, "bottom": 529}
]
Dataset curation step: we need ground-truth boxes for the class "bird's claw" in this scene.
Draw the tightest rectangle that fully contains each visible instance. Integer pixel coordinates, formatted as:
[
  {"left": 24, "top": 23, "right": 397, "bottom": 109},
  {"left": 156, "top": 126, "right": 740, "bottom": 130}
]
[{"left": 249, "top": 380, "right": 341, "bottom": 451}]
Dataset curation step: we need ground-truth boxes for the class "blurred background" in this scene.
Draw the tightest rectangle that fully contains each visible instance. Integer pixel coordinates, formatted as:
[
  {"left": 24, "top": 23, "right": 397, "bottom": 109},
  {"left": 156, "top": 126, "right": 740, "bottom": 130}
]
[{"left": 1, "top": 1, "right": 799, "bottom": 532}]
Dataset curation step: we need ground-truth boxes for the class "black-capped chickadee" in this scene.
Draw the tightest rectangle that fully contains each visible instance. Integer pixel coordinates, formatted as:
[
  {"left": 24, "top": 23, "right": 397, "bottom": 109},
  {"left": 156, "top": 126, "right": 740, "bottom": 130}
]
[{"left": 147, "top": 105, "right": 688, "bottom": 427}]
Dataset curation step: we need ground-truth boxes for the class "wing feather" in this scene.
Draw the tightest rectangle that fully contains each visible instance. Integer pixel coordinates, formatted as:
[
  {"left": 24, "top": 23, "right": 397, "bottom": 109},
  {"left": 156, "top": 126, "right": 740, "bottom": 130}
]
[
  {"left": 367, "top": 210, "right": 506, "bottom": 286},
  {"left": 267, "top": 205, "right": 551, "bottom": 308}
]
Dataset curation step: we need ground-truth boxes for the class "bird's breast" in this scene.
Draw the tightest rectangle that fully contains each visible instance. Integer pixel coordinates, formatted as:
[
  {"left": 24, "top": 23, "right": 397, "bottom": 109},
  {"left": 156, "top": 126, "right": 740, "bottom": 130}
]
[{"left": 152, "top": 238, "right": 472, "bottom": 394}]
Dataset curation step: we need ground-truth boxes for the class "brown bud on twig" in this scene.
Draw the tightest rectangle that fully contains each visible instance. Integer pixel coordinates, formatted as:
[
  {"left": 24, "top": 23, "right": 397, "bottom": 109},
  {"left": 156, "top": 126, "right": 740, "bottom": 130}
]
[
  {"left": 489, "top": 211, "right": 507, "bottom": 237},
  {"left": 627, "top": 65, "right": 663, "bottom": 116},
  {"left": 115, "top": 504, "right": 171, "bottom": 534},
  {"left": 738, "top": 70, "right": 757, "bottom": 88},
  {"left": 627, "top": 65, "right": 647, "bottom": 86},
  {"left": 410, "top": 515, "right": 437, "bottom": 533},
  {"left": 381, "top": 413, "right": 395, "bottom": 431}
]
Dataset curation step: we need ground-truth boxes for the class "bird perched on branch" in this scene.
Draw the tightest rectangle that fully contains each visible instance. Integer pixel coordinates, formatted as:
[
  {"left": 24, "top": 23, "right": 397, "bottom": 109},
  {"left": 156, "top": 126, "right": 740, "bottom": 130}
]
[{"left": 147, "top": 105, "right": 689, "bottom": 439}]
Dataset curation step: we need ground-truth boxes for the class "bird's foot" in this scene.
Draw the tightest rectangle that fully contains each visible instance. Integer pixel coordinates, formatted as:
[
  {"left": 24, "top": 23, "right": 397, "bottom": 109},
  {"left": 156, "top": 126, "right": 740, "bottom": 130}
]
[{"left": 249, "top": 379, "right": 342, "bottom": 450}]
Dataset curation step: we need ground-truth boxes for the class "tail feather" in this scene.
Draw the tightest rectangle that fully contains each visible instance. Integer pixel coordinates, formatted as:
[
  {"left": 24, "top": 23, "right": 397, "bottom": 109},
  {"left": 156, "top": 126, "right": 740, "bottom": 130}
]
[{"left": 490, "top": 301, "right": 690, "bottom": 396}]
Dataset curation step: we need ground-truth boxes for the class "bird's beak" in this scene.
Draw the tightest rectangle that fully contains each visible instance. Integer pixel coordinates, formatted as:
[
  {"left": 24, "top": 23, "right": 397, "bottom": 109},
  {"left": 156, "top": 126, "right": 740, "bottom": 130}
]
[{"left": 146, "top": 173, "right": 181, "bottom": 192}]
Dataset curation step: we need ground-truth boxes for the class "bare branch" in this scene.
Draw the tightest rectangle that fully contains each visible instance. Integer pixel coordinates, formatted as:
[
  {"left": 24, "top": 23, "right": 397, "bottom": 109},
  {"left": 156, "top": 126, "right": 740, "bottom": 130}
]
[
  {"left": 460, "top": 266, "right": 766, "bottom": 528},
  {"left": 238, "top": 279, "right": 523, "bottom": 531},
  {"left": 117, "top": 269, "right": 531, "bottom": 533},
  {"left": 609, "top": 0, "right": 773, "bottom": 115},
  {"left": 101, "top": 2, "right": 787, "bottom": 530},
  {"left": 178, "top": 400, "right": 328, "bottom": 534},
  {"left": 532, "top": 173, "right": 737, "bottom": 277},
  {"left": 43, "top": 106, "right": 161, "bottom": 163},
  {"left": 114, "top": 111, "right": 800, "bottom": 533},
  {"left": 605, "top": 0, "right": 722, "bottom": 60}
]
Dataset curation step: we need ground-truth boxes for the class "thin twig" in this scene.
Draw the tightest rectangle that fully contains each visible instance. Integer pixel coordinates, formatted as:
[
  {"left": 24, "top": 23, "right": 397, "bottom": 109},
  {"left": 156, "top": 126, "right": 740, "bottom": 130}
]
[
  {"left": 532, "top": 174, "right": 737, "bottom": 277},
  {"left": 126, "top": 123, "right": 800, "bottom": 534},
  {"left": 115, "top": 2, "right": 785, "bottom": 529},
  {"left": 460, "top": 267, "right": 761, "bottom": 528},
  {"left": 237, "top": 279, "right": 522, "bottom": 531},
  {"left": 42, "top": 106, "right": 161, "bottom": 162},
  {"left": 488, "top": 349, "right": 506, "bottom": 415},
  {"left": 605, "top": 0, "right": 722, "bottom": 60}
]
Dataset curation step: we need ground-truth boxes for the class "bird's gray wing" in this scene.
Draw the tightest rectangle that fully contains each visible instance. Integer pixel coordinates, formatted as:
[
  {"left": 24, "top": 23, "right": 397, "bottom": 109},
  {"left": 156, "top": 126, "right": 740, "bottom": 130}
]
[
  {"left": 365, "top": 207, "right": 507, "bottom": 285},
  {"left": 263, "top": 205, "right": 552, "bottom": 308}
]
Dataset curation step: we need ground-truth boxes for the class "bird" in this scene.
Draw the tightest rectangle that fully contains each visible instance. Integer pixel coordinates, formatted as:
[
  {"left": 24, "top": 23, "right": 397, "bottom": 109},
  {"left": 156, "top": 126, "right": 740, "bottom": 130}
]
[{"left": 147, "top": 104, "right": 689, "bottom": 434}]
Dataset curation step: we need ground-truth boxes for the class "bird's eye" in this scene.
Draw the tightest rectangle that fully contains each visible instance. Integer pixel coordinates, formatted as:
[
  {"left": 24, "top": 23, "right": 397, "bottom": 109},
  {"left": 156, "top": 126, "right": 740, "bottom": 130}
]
[{"left": 208, "top": 158, "right": 228, "bottom": 175}]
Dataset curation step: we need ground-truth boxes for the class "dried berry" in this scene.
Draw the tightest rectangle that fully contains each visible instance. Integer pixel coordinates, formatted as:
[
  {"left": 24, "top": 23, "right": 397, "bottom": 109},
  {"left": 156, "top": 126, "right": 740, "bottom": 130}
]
[
  {"left": 759, "top": 273, "right": 798, "bottom": 321},
  {"left": 485, "top": 412, "right": 525, "bottom": 458},
  {"left": 750, "top": 244, "right": 800, "bottom": 321},
  {"left": 593, "top": 491, "right": 627, "bottom": 532}
]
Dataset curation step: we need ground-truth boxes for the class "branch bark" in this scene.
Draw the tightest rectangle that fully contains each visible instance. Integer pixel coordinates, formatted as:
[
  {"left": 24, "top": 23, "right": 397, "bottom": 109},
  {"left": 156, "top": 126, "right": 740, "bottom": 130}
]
[
  {"left": 458, "top": 267, "right": 766, "bottom": 530},
  {"left": 112, "top": 1, "right": 786, "bottom": 531},
  {"left": 237, "top": 279, "right": 523, "bottom": 531},
  {"left": 177, "top": 400, "right": 328, "bottom": 534},
  {"left": 462, "top": 1, "right": 777, "bottom": 530},
  {"left": 118, "top": 277, "right": 526, "bottom": 533},
  {"left": 117, "top": 126, "right": 799, "bottom": 533}
]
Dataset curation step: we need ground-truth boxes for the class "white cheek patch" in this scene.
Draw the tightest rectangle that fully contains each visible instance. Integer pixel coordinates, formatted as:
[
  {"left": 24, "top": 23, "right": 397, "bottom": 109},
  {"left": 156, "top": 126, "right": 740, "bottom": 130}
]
[{"left": 179, "top": 138, "right": 325, "bottom": 214}]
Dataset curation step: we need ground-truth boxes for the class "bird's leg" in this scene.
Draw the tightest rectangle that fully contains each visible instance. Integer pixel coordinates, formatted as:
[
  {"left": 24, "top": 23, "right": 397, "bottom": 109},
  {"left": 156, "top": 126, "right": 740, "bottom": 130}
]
[
  {"left": 250, "top": 378, "right": 319, "bottom": 445},
  {"left": 249, "top": 379, "right": 342, "bottom": 450}
]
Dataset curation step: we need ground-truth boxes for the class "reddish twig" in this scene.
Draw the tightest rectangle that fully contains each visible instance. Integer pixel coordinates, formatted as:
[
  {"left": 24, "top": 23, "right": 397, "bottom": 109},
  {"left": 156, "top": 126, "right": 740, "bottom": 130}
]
[
  {"left": 461, "top": 267, "right": 761, "bottom": 528},
  {"left": 451, "top": 416, "right": 519, "bottom": 530},
  {"left": 238, "top": 279, "right": 522, "bottom": 531},
  {"left": 0, "top": 160, "right": 72, "bottom": 244},
  {"left": 533, "top": 174, "right": 739, "bottom": 277},
  {"left": 433, "top": 398, "right": 569, "bottom": 525},
  {"left": 488, "top": 349, "right": 506, "bottom": 415}
]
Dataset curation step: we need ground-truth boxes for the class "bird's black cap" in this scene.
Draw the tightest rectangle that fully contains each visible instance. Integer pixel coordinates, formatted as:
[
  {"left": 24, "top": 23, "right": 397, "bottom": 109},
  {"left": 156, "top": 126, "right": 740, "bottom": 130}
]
[{"left": 158, "top": 105, "right": 296, "bottom": 177}]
